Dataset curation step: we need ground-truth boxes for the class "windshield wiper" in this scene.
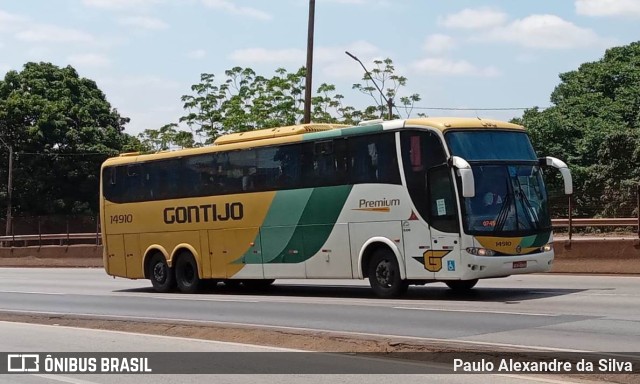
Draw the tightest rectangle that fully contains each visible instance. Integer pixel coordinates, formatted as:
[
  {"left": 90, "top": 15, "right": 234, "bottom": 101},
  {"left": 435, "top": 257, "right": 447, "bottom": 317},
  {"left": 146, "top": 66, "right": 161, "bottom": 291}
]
[
  {"left": 513, "top": 176, "right": 539, "bottom": 230},
  {"left": 493, "top": 180, "right": 512, "bottom": 233}
]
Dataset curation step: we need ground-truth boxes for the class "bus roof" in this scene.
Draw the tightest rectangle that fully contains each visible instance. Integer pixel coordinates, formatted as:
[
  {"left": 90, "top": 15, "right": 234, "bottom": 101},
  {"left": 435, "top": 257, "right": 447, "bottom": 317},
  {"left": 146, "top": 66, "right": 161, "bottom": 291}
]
[
  {"left": 405, "top": 117, "right": 524, "bottom": 131},
  {"left": 103, "top": 117, "right": 523, "bottom": 167},
  {"left": 213, "top": 123, "right": 348, "bottom": 146}
]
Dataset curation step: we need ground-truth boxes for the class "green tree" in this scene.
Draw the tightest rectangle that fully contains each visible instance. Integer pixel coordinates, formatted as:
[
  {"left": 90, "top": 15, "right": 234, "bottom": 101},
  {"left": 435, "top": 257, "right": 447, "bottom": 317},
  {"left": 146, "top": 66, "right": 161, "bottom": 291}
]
[
  {"left": 0, "top": 62, "right": 135, "bottom": 217},
  {"left": 514, "top": 42, "right": 640, "bottom": 217},
  {"left": 174, "top": 60, "right": 421, "bottom": 142},
  {"left": 138, "top": 123, "right": 195, "bottom": 151},
  {"left": 352, "top": 58, "right": 421, "bottom": 120}
]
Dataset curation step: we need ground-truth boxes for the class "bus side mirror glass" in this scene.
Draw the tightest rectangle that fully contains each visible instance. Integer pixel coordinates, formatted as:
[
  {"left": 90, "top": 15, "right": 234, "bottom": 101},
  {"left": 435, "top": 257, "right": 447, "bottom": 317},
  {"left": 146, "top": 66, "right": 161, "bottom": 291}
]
[
  {"left": 450, "top": 156, "right": 475, "bottom": 198},
  {"left": 539, "top": 156, "right": 573, "bottom": 195}
]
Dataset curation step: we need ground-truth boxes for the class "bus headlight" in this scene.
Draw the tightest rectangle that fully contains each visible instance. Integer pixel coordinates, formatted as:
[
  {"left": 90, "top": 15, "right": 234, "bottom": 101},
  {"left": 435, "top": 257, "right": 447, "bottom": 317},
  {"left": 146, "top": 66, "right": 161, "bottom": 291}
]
[
  {"left": 466, "top": 247, "right": 496, "bottom": 256},
  {"left": 540, "top": 243, "right": 553, "bottom": 252}
]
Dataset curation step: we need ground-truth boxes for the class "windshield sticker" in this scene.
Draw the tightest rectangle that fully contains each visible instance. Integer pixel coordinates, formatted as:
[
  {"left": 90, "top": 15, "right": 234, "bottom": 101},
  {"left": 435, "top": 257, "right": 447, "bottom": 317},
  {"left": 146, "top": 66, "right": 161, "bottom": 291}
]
[{"left": 436, "top": 199, "right": 446, "bottom": 216}]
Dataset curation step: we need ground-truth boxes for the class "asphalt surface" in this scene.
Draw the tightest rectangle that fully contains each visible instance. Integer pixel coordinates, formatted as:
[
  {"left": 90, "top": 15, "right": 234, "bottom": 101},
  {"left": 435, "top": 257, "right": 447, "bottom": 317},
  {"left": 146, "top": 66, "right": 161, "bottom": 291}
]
[{"left": 0, "top": 269, "right": 639, "bottom": 352}]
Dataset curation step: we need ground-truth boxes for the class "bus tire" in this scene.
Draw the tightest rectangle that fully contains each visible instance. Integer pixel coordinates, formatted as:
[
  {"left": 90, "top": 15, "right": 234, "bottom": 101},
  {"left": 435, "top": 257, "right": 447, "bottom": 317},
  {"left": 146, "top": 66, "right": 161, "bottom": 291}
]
[
  {"left": 368, "top": 248, "right": 408, "bottom": 299},
  {"left": 242, "top": 279, "right": 275, "bottom": 290},
  {"left": 445, "top": 279, "right": 478, "bottom": 292},
  {"left": 148, "top": 253, "right": 175, "bottom": 293},
  {"left": 175, "top": 253, "right": 201, "bottom": 294}
]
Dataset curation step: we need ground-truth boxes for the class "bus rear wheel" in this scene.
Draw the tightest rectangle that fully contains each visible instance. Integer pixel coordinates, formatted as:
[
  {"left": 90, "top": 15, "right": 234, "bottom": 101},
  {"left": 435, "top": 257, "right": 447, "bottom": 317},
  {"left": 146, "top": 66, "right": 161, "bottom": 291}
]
[
  {"left": 175, "top": 254, "right": 201, "bottom": 294},
  {"left": 368, "top": 248, "right": 408, "bottom": 299},
  {"left": 149, "top": 254, "right": 175, "bottom": 293},
  {"left": 445, "top": 279, "right": 478, "bottom": 292}
]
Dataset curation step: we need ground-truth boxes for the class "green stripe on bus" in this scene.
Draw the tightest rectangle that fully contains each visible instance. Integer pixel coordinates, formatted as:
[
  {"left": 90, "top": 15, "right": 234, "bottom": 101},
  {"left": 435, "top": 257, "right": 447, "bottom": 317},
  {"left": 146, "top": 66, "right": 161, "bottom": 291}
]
[
  {"left": 272, "top": 185, "right": 352, "bottom": 264},
  {"left": 239, "top": 189, "right": 313, "bottom": 264},
  {"left": 520, "top": 231, "right": 551, "bottom": 248},
  {"left": 302, "top": 124, "right": 384, "bottom": 141}
]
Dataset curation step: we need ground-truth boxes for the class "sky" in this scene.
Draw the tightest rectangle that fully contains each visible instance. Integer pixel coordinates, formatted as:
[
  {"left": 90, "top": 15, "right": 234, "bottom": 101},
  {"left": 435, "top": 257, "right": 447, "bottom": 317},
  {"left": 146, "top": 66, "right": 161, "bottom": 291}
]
[{"left": 1, "top": 0, "right": 639, "bottom": 137}]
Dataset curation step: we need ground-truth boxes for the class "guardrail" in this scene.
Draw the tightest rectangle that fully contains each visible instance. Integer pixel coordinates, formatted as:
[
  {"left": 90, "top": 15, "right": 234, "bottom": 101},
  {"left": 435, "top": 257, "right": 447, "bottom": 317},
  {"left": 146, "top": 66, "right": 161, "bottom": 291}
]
[
  {"left": 0, "top": 217, "right": 638, "bottom": 247},
  {"left": 0, "top": 233, "right": 101, "bottom": 247},
  {"left": 552, "top": 217, "right": 639, "bottom": 240}
]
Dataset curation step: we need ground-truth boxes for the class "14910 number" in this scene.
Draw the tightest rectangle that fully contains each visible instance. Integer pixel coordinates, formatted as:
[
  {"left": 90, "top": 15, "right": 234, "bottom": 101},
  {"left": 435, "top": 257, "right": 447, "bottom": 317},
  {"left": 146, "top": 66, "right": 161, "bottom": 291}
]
[{"left": 110, "top": 214, "right": 133, "bottom": 224}]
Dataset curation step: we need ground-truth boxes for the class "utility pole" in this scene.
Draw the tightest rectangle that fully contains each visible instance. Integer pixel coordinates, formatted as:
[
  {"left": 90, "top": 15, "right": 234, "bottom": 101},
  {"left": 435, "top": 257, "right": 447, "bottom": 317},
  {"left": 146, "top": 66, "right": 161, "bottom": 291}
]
[
  {"left": 303, "top": 0, "right": 315, "bottom": 124},
  {"left": 6, "top": 145, "right": 12, "bottom": 236},
  {"left": 0, "top": 137, "right": 13, "bottom": 236}
]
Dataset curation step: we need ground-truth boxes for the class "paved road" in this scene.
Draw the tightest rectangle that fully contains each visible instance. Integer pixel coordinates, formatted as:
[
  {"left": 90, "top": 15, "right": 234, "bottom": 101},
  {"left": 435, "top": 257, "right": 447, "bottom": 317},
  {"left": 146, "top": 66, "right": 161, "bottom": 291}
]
[
  {"left": 1, "top": 322, "right": 584, "bottom": 384},
  {"left": 0, "top": 269, "right": 639, "bottom": 352}
]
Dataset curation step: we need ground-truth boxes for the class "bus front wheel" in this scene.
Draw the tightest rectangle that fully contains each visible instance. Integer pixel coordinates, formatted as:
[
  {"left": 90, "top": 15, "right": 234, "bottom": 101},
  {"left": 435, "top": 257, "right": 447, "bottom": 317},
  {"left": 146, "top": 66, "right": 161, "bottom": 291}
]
[
  {"left": 445, "top": 279, "right": 478, "bottom": 292},
  {"left": 368, "top": 249, "right": 408, "bottom": 299},
  {"left": 175, "top": 254, "right": 201, "bottom": 294},
  {"left": 149, "top": 254, "right": 175, "bottom": 293}
]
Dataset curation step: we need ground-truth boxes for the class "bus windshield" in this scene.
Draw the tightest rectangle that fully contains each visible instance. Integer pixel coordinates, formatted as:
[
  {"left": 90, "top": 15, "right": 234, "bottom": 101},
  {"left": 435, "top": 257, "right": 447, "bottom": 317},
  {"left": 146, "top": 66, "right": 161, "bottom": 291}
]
[
  {"left": 445, "top": 131, "right": 550, "bottom": 235},
  {"left": 446, "top": 130, "right": 537, "bottom": 161},
  {"left": 460, "top": 165, "right": 551, "bottom": 235}
]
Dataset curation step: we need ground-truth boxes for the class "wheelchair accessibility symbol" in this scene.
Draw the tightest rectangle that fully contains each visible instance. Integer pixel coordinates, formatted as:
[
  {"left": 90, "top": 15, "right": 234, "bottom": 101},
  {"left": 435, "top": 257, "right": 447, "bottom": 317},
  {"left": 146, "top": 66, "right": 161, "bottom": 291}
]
[{"left": 447, "top": 260, "right": 455, "bottom": 271}]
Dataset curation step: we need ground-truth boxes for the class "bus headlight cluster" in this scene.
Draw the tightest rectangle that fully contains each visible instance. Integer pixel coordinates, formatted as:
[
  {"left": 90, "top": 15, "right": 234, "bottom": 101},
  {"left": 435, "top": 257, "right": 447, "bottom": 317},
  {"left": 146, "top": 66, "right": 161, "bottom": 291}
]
[
  {"left": 466, "top": 247, "right": 496, "bottom": 256},
  {"left": 540, "top": 243, "right": 553, "bottom": 252}
]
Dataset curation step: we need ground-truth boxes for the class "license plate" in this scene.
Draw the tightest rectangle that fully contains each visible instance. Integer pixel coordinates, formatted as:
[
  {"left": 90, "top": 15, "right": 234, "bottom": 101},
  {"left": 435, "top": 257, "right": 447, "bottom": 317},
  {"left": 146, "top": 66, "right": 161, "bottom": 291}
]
[{"left": 513, "top": 261, "right": 527, "bottom": 269}]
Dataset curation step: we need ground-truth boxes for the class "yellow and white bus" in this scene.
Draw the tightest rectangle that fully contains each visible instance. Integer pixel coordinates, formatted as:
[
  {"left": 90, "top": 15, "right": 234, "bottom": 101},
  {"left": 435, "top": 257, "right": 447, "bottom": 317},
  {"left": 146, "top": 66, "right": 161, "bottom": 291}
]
[{"left": 100, "top": 118, "right": 572, "bottom": 298}]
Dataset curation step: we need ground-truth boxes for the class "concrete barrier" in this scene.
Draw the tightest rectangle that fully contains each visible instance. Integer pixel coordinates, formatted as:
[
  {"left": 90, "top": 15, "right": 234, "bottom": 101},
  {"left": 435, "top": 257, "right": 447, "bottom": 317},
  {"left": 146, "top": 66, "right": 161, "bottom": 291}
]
[
  {"left": 551, "top": 237, "right": 640, "bottom": 274},
  {"left": 1, "top": 239, "right": 639, "bottom": 273}
]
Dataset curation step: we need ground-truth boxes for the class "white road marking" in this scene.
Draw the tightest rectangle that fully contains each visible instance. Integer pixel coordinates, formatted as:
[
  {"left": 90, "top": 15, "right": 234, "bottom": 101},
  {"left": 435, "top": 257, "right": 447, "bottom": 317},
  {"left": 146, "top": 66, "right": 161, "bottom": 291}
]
[
  {"left": 143, "top": 295, "right": 260, "bottom": 303},
  {"left": 0, "top": 290, "right": 259, "bottom": 303},
  {"left": 393, "top": 307, "right": 557, "bottom": 317},
  {"left": 31, "top": 374, "right": 99, "bottom": 384},
  {"left": 0, "top": 290, "right": 66, "bottom": 296},
  {"left": 0, "top": 320, "right": 303, "bottom": 351},
  {"left": 495, "top": 374, "right": 587, "bottom": 384},
  {"left": 0, "top": 309, "right": 587, "bottom": 353}
]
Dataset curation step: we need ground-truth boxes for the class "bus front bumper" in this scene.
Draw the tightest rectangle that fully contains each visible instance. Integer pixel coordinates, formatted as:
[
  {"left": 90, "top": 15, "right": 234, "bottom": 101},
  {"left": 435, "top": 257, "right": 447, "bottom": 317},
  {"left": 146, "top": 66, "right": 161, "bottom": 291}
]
[{"left": 457, "top": 251, "right": 554, "bottom": 280}]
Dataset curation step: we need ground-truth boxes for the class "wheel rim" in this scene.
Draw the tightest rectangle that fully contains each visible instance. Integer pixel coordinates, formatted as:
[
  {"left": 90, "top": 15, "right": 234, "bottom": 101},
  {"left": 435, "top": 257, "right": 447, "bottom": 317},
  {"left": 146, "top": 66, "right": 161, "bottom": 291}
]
[
  {"left": 183, "top": 263, "right": 195, "bottom": 284},
  {"left": 153, "top": 262, "right": 166, "bottom": 283},
  {"left": 375, "top": 259, "right": 393, "bottom": 288}
]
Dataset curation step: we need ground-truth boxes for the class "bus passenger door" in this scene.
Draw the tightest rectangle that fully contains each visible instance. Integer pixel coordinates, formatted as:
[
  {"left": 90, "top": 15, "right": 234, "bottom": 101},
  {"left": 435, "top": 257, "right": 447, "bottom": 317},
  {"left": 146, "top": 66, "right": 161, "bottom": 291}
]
[
  {"left": 105, "top": 234, "right": 127, "bottom": 277},
  {"left": 123, "top": 234, "right": 143, "bottom": 278},
  {"left": 427, "top": 165, "right": 462, "bottom": 279},
  {"left": 402, "top": 219, "right": 435, "bottom": 280}
]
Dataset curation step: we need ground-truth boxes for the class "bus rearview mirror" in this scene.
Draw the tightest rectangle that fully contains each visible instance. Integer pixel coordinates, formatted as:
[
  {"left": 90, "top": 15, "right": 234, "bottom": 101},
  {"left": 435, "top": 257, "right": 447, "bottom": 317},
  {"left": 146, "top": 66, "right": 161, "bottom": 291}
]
[
  {"left": 450, "top": 156, "right": 475, "bottom": 198},
  {"left": 539, "top": 156, "right": 573, "bottom": 195}
]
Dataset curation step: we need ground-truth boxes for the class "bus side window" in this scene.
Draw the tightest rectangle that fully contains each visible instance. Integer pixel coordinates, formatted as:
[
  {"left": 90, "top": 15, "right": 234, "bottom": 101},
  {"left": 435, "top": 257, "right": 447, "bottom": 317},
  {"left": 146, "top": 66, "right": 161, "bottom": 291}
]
[
  {"left": 401, "top": 131, "right": 448, "bottom": 222},
  {"left": 428, "top": 164, "right": 459, "bottom": 233},
  {"left": 102, "top": 167, "right": 119, "bottom": 202},
  {"left": 349, "top": 136, "right": 374, "bottom": 183},
  {"left": 375, "top": 134, "right": 400, "bottom": 183},
  {"left": 349, "top": 133, "right": 399, "bottom": 184},
  {"left": 333, "top": 138, "right": 348, "bottom": 185},
  {"left": 273, "top": 145, "right": 301, "bottom": 189},
  {"left": 126, "top": 164, "right": 144, "bottom": 202},
  {"left": 314, "top": 140, "right": 335, "bottom": 184}
]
